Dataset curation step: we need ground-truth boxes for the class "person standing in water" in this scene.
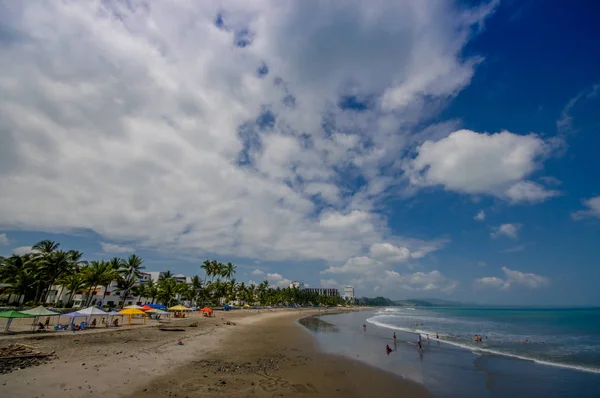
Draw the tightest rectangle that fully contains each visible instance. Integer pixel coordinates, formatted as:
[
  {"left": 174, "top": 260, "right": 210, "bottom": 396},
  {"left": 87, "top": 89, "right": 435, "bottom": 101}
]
[
  {"left": 386, "top": 345, "right": 393, "bottom": 355},
  {"left": 363, "top": 323, "right": 366, "bottom": 331},
  {"left": 393, "top": 332, "right": 397, "bottom": 342}
]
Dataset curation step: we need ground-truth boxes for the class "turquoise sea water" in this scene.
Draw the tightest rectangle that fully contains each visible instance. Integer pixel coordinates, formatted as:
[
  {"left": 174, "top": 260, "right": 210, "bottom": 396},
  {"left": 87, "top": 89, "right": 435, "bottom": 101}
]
[{"left": 300, "top": 307, "right": 600, "bottom": 397}]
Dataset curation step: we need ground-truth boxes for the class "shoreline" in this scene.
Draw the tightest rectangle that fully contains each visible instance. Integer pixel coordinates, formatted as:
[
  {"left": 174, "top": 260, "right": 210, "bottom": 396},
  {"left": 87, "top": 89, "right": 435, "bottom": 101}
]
[
  {"left": 0, "top": 308, "right": 431, "bottom": 397},
  {"left": 366, "top": 317, "right": 600, "bottom": 375}
]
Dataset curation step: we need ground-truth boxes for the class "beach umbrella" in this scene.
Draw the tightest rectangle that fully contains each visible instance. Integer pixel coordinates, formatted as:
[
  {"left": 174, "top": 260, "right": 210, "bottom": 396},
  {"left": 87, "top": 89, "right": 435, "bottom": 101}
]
[
  {"left": 167, "top": 304, "right": 190, "bottom": 311},
  {"left": 243, "top": 304, "right": 250, "bottom": 309},
  {"left": 223, "top": 305, "right": 232, "bottom": 311},
  {"left": 123, "top": 304, "right": 144, "bottom": 310},
  {"left": 119, "top": 308, "right": 147, "bottom": 325},
  {"left": 0, "top": 310, "right": 35, "bottom": 332},
  {"left": 140, "top": 305, "right": 153, "bottom": 311}
]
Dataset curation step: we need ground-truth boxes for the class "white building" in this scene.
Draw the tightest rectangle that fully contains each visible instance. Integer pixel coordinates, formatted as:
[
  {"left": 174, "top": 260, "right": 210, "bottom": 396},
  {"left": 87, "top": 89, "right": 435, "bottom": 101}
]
[{"left": 343, "top": 285, "right": 355, "bottom": 300}]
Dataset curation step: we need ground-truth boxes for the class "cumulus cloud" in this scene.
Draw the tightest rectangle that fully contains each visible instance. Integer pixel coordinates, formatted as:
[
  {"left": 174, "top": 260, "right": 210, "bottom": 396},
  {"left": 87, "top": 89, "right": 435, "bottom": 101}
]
[
  {"left": 320, "top": 278, "right": 339, "bottom": 288},
  {"left": 12, "top": 246, "right": 34, "bottom": 256},
  {"left": 265, "top": 272, "right": 292, "bottom": 288},
  {"left": 475, "top": 266, "right": 548, "bottom": 290},
  {"left": 251, "top": 269, "right": 264, "bottom": 276},
  {"left": 0, "top": 1, "right": 497, "bottom": 282},
  {"left": 0, "top": 233, "right": 8, "bottom": 245},
  {"left": 322, "top": 256, "right": 384, "bottom": 275},
  {"left": 474, "top": 210, "right": 486, "bottom": 221},
  {"left": 572, "top": 196, "right": 600, "bottom": 220},
  {"left": 405, "top": 130, "right": 559, "bottom": 203},
  {"left": 491, "top": 223, "right": 521, "bottom": 240},
  {"left": 100, "top": 242, "right": 134, "bottom": 254}
]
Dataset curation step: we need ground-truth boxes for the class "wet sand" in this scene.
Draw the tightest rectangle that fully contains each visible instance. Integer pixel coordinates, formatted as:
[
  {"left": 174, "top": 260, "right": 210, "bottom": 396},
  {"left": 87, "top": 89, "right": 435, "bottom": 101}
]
[{"left": 0, "top": 309, "right": 431, "bottom": 398}]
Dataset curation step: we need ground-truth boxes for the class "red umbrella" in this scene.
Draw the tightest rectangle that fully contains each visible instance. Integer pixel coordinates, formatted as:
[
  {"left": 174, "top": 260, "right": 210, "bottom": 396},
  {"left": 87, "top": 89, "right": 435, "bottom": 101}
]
[{"left": 141, "top": 305, "right": 153, "bottom": 311}]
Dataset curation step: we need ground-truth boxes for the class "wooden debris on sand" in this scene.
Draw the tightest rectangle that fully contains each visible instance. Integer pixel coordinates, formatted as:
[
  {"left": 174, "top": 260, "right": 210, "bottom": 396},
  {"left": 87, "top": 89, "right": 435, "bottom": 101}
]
[{"left": 0, "top": 343, "right": 56, "bottom": 374}]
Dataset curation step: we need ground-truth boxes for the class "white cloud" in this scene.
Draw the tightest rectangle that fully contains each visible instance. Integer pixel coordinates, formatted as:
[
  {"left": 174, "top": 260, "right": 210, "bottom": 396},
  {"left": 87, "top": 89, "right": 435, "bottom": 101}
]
[
  {"left": 491, "top": 223, "right": 521, "bottom": 240},
  {"left": 474, "top": 276, "right": 506, "bottom": 289},
  {"left": 251, "top": 269, "right": 264, "bottom": 276},
  {"left": 405, "top": 130, "right": 559, "bottom": 203},
  {"left": 474, "top": 210, "right": 486, "bottom": 221},
  {"left": 0, "top": 233, "right": 8, "bottom": 245},
  {"left": 100, "top": 242, "right": 134, "bottom": 254},
  {"left": 12, "top": 246, "right": 34, "bottom": 256},
  {"left": 320, "top": 278, "right": 338, "bottom": 288},
  {"left": 369, "top": 243, "right": 411, "bottom": 263},
  {"left": 475, "top": 266, "right": 548, "bottom": 290},
  {"left": 572, "top": 196, "right": 600, "bottom": 220},
  {"left": 0, "top": 1, "right": 496, "bottom": 282},
  {"left": 265, "top": 272, "right": 292, "bottom": 288},
  {"left": 322, "top": 256, "right": 384, "bottom": 275}
]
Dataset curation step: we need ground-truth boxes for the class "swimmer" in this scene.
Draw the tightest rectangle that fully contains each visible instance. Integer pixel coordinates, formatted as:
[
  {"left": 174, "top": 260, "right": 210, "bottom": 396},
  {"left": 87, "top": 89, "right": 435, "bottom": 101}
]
[
  {"left": 426, "top": 334, "right": 430, "bottom": 341},
  {"left": 436, "top": 332, "right": 439, "bottom": 339},
  {"left": 363, "top": 323, "right": 366, "bottom": 331},
  {"left": 417, "top": 339, "right": 422, "bottom": 350}
]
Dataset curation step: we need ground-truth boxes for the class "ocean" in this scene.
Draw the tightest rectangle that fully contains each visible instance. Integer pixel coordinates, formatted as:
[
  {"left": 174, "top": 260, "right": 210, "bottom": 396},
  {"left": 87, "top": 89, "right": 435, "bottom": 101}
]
[{"left": 299, "top": 307, "right": 600, "bottom": 397}]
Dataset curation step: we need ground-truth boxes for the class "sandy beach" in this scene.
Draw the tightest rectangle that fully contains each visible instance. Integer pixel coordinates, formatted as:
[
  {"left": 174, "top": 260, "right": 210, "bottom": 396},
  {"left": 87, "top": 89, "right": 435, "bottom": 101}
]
[{"left": 0, "top": 309, "right": 431, "bottom": 397}]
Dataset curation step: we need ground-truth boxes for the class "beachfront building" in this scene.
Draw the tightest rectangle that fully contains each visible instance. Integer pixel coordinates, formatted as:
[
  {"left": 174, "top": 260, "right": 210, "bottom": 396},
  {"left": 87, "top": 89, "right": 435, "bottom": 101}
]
[
  {"left": 343, "top": 286, "right": 355, "bottom": 300},
  {"left": 303, "top": 287, "right": 339, "bottom": 297},
  {"left": 44, "top": 270, "right": 193, "bottom": 308}
]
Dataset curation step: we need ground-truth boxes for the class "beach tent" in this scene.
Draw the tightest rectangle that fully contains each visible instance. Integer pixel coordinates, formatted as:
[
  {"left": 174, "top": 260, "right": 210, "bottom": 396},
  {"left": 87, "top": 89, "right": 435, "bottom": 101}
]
[
  {"left": 123, "top": 304, "right": 144, "bottom": 310},
  {"left": 146, "top": 304, "right": 167, "bottom": 310},
  {"left": 107, "top": 310, "right": 124, "bottom": 326},
  {"left": 20, "top": 306, "right": 61, "bottom": 331},
  {"left": 243, "top": 304, "right": 250, "bottom": 309},
  {"left": 75, "top": 306, "right": 108, "bottom": 324},
  {"left": 223, "top": 305, "right": 232, "bottom": 311},
  {"left": 61, "top": 310, "right": 89, "bottom": 325},
  {"left": 0, "top": 310, "right": 35, "bottom": 332},
  {"left": 140, "top": 305, "right": 153, "bottom": 311},
  {"left": 119, "top": 308, "right": 147, "bottom": 325},
  {"left": 167, "top": 304, "right": 190, "bottom": 311},
  {"left": 20, "top": 306, "right": 61, "bottom": 317},
  {"left": 146, "top": 308, "right": 169, "bottom": 321},
  {"left": 200, "top": 307, "right": 213, "bottom": 313}
]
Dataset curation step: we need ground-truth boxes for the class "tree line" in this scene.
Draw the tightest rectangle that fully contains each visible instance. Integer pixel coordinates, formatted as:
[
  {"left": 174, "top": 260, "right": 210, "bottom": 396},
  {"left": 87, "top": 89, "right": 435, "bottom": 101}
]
[{"left": 0, "top": 240, "right": 353, "bottom": 308}]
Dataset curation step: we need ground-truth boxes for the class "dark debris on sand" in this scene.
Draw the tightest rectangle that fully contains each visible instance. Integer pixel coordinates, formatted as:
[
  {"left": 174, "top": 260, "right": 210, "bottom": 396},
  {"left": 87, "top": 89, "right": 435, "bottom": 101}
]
[{"left": 0, "top": 343, "right": 56, "bottom": 374}]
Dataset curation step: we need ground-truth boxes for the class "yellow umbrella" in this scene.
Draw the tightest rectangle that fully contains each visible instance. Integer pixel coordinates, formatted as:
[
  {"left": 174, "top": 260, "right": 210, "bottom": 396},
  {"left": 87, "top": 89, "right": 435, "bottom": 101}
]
[
  {"left": 167, "top": 304, "right": 190, "bottom": 311},
  {"left": 119, "top": 308, "right": 147, "bottom": 325}
]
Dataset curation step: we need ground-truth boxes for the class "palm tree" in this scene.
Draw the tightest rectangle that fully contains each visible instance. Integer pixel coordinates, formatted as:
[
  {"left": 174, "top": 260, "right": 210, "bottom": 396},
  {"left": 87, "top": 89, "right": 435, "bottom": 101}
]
[
  {"left": 61, "top": 273, "right": 86, "bottom": 305},
  {"left": 131, "top": 284, "right": 146, "bottom": 305},
  {"left": 40, "top": 250, "right": 73, "bottom": 302},
  {"left": 189, "top": 276, "right": 203, "bottom": 307},
  {"left": 118, "top": 254, "right": 145, "bottom": 308},
  {"left": 83, "top": 261, "right": 111, "bottom": 306},
  {"left": 115, "top": 276, "right": 137, "bottom": 307},
  {"left": 201, "top": 260, "right": 212, "bottom": 283},
  {"left": 223, "top": 262, "right": 237, "bottom": 281},
  {"left": 100, "top": 257, "right": 122, "bottom": 305},
  {"left": 159, "top": 270, "right": 173, "bottom": 280},
  {"left": 144, "top": 279, "right": 159, "bottom": 304},
  {"left": 156, "top": 277, "right": 178, "bottom": 306}
]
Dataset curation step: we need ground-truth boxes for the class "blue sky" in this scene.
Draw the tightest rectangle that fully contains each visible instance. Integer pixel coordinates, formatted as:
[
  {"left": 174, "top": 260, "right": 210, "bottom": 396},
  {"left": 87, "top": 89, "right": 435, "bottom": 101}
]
[{"left": 0, "top": 0, "right": 599, "bottom": 305}]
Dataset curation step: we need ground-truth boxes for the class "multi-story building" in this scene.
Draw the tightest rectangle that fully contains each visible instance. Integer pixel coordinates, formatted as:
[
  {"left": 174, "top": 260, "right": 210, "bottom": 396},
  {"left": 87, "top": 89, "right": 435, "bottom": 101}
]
[
  {"left": 343, "top": 285, "right": 354, "bottom": 300},
  {"left": 303, "top": 287, "right": 339, "bottom": 297},
  {"left": 44, "top": 270, "right": 192, "bottom": 308}
]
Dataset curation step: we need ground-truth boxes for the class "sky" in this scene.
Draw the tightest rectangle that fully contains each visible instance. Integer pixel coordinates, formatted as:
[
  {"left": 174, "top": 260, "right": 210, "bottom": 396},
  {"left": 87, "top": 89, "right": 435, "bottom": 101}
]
[{"left": 0, "top": 0, "right": 599, "bottom": 306}]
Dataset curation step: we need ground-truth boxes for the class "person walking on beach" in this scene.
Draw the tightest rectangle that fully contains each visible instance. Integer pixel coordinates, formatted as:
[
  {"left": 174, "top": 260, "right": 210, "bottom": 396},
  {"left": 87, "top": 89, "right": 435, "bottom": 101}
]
[{"left": 393, "top": 332, "right": 396, "bottom": 342}]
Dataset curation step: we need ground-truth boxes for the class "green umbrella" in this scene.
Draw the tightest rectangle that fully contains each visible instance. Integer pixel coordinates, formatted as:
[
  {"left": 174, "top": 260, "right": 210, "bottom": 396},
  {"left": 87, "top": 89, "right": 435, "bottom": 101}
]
[{"left": 0, "top": 310, "right": 35, "bottom": 332}]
